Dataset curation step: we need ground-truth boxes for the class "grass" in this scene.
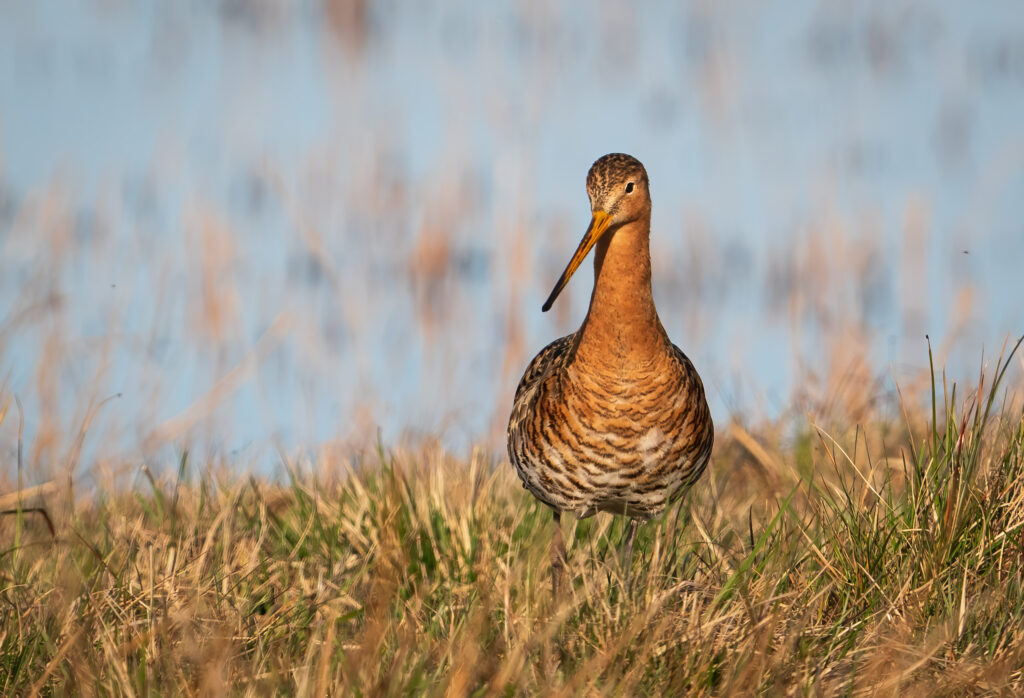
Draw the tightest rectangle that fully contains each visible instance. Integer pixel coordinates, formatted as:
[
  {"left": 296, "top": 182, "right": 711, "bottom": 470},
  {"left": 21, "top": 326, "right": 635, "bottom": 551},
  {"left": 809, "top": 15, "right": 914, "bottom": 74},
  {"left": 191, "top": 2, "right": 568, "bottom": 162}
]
[{"left": 1, "top": 340, "right": 1024, "bottom": 695}]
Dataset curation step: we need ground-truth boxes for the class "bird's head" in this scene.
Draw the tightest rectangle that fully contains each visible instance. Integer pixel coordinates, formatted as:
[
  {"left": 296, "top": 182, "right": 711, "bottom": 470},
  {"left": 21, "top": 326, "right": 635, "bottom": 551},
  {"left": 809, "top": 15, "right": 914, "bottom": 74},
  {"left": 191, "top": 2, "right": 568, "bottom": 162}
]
[{"left": 542, "top": 153, "right": 649, "bottom": 312}]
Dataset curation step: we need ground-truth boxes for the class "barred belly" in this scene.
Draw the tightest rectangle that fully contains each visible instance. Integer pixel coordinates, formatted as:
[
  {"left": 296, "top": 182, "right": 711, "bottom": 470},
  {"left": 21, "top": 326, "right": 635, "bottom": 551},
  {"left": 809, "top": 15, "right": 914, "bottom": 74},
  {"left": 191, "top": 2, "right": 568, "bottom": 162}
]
[{"left": 507, "top": 334, "right": 713, "bottom": 520}]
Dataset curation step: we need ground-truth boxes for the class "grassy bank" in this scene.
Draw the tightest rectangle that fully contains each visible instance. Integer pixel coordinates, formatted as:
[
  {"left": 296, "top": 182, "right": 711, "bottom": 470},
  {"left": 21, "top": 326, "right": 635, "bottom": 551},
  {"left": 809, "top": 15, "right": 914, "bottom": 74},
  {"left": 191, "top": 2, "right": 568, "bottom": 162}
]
[{"left": 2, "top": 344, "right": 1024, "bottom": 695}]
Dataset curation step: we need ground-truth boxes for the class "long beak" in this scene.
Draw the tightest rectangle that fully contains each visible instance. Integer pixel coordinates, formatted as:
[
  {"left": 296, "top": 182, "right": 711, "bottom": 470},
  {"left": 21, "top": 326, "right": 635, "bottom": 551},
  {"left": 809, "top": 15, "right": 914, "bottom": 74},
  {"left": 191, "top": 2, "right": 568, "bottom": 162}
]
[{"left": 542, "top": 210, "right": 612, "bottom": 312}]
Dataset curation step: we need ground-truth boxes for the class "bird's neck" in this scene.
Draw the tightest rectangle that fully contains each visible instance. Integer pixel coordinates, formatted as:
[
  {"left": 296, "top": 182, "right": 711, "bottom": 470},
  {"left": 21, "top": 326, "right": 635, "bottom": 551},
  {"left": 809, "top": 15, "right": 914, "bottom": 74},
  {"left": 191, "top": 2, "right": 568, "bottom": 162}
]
[{"left": 574, "top": 215, "right": 667, "bottom": 366}]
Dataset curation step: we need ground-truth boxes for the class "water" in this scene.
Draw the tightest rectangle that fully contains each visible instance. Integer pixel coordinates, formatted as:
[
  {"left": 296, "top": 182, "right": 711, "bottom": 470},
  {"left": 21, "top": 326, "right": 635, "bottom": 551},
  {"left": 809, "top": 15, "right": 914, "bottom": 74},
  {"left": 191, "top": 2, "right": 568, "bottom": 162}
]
[{"left": 1, "top": 0, "right": 1022, "bottom": 473}]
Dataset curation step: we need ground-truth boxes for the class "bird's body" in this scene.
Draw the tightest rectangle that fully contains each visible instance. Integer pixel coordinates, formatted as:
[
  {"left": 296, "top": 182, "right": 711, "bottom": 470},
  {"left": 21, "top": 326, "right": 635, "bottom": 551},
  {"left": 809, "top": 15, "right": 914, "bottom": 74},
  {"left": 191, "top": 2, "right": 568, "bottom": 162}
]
[
  {"left": 508, "top": 333, "right": 711, "bottom": 520},
  {"left": 506, "top": 154, "right": 713, "bottom": 592}
]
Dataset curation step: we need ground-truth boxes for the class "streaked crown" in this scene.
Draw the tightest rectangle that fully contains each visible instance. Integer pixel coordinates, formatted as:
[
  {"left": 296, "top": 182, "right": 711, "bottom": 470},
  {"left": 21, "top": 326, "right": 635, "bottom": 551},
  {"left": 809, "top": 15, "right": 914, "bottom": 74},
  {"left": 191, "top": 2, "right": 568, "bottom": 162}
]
[{"left": 586, "top": 153, "right": 648, "bottom": 208}]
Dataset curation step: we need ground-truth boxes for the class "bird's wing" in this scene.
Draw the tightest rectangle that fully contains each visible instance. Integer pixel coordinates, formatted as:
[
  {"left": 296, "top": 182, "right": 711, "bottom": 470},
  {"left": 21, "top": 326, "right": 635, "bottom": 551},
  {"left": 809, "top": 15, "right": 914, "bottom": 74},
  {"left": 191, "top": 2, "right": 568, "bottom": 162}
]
[{"left": 512, "top": 333, "right": 576, "bottom": 406}]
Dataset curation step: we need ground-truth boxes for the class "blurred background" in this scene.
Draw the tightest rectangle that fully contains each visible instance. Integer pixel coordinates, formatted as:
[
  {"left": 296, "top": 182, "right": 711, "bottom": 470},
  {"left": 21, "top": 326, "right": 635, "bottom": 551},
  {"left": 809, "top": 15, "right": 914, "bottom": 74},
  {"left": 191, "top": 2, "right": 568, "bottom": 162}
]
[{"left": 1, "top": 0, "right": 1022, "bottom": 478}]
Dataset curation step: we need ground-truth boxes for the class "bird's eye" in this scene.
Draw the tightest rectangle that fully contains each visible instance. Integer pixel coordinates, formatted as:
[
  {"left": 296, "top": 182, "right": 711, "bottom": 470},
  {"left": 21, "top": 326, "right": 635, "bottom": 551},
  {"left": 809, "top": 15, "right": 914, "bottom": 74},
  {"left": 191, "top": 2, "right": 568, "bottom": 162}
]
[{"left": 625, "top": 182, "right": 635, "bottom": 194}]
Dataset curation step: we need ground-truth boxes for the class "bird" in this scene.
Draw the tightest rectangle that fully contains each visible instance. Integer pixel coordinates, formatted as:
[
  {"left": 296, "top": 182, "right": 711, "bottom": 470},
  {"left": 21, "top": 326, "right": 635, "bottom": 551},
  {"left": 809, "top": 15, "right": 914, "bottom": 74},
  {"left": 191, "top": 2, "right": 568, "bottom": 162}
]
[{"left": 507, "top": 153, "right": 714, "bottom": 597}]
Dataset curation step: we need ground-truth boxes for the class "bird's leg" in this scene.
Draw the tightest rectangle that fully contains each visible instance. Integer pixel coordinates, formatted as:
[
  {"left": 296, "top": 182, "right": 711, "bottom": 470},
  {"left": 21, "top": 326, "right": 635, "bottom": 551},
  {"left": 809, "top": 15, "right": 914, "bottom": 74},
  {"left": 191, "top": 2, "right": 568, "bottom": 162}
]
[
  {"left": 621, "top": 518, "right": 640, "bottom": 584},
  {"left": 551, "top": 511, "right": 566, "bottom": 599}
]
